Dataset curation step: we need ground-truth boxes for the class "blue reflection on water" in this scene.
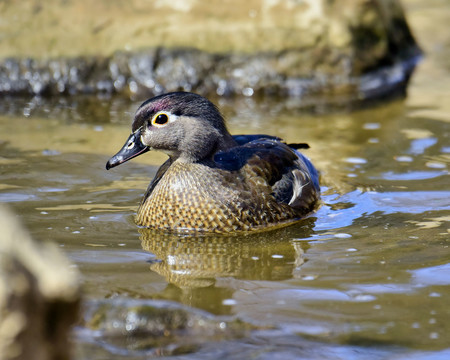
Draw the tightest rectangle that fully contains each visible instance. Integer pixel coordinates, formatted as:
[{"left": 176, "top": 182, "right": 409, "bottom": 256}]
[
  {"left": 315, "top": 190, "right": 450, "bottom": 231},
  {"left": 410, "top": 263, "right": 450, "bottom": 286},
  {"left": 408, "top": 137, "right": 438, "bottom": 155},
  {"left": 377, "top": 170, "right": 446, "bottom": 181}
]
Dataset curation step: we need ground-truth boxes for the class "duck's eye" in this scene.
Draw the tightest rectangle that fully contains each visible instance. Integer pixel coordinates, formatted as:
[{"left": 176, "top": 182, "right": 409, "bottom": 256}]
[{"left": 152, "top": 113, "right": 169, "bottom": 126}]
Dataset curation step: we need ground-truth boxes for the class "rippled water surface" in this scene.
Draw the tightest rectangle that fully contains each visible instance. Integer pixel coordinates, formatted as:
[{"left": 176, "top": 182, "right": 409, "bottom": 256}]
[
  {"left": 1, "top": 6, "right": 450, "bottom": 360},
  {"left": 1, "top": 91, "right": 448, "bottom": 359}
]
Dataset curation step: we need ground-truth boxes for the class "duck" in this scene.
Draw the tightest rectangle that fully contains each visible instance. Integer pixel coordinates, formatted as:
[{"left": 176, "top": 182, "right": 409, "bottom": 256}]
[{"left": 106, "top": 92, "right": 320, "bottom": 233}]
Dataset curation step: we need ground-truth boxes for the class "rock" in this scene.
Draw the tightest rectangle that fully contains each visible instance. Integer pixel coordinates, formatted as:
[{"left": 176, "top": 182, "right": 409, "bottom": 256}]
[
  {"left": 0, "top": 206, "right": 80, "bottom": 360},
  {"left": 0, "top": 0, "right": 420, "bottom": 105},
  {"left": 79, "top": 298, "right": 257, "bottom": 357}
]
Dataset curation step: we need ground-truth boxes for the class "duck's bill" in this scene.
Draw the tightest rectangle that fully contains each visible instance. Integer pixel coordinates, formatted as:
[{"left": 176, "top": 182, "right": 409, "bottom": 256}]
[{"left": 106, "top": 130, "right": 150, "bottom": 170}]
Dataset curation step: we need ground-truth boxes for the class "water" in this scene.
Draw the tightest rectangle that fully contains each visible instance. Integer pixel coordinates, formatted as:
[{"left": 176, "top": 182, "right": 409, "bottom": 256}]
[
  {"left": 1, "top": 4, "right": 450, "bottom": 358},
  {"left": 1, "top": 89, "right": 448, "bottom": 358}
]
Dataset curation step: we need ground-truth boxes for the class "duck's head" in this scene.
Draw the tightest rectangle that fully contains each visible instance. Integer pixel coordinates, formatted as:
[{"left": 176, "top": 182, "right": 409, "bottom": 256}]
[{"left": 106, "top": 92, "right": 236, "bottom": 169}]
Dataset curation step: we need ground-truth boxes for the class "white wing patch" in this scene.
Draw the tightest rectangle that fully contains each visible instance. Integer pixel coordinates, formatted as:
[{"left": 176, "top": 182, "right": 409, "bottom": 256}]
[{"left": 288, "top": 169, "right": 310, "bottom": 207}]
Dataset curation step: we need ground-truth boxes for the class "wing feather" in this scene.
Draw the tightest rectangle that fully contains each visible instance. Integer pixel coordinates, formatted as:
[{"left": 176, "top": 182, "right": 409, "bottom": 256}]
[{"left": 215, "top": 137, "right": 320, "bottom": 210}]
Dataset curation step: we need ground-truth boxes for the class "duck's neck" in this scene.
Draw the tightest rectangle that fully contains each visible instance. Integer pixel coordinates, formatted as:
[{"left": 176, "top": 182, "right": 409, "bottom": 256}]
[
  {"left": 174, "top": 130, "right": 237, "bottom": 164},
  {"left": 216, "top": 131, "right": 237, "bottom": 152}
]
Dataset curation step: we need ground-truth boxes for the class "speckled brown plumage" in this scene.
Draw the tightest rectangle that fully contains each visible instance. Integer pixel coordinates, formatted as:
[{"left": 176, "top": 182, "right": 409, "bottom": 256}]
[
  {"left": 136, "top": 155, "right": 318, "bottom": 232},
  {"left": 106, "top": 92, "right": 320, "bottom": 233}
]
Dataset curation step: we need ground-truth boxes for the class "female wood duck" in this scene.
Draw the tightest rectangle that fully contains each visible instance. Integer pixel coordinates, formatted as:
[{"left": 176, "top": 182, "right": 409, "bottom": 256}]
[{"left": 106, "top": 92, "right": 320, "bottom": 233}]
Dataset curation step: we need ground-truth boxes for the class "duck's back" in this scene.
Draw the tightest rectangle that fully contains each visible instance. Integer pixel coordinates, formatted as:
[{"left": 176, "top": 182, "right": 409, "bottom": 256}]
[
  {"left": 136, "top": 137, "right": 320, "bottom": 233},
  {"left": 215, "top": 136, "right": 320, "bottom": 211}
]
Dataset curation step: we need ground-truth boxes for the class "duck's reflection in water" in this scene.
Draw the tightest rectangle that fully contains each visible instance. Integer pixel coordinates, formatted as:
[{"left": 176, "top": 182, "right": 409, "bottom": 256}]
[{"left": 139, "top": 219, "right": 315, "bottom": 312}]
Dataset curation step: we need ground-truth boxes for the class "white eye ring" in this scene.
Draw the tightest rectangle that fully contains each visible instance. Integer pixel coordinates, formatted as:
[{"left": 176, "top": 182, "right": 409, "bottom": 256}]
[{"left": 151, "top": 111, "right": 176, "bottom": 127}]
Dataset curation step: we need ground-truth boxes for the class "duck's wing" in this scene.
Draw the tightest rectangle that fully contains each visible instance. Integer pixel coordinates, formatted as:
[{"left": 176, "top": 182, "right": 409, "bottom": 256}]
[
  {"left": 215, "top": 138, "right": 320, "bottom": 211},
  {"left": 140, "top": 158, "right": 172, "bottom": 205},
  {"left": 232, "top": 134, "right": 310, "bottom": 151},
  {"left": 232, "top": 134, "right": 281, "bottom": 145}
]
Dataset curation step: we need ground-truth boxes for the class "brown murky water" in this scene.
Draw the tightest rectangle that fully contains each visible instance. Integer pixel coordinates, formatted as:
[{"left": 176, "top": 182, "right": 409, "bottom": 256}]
[
  {"left": 1, "top": 88, "right": 448, "bottom": 359},
  {"left": 1, "top": 2, "right": 450, "bottom": 359}
]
